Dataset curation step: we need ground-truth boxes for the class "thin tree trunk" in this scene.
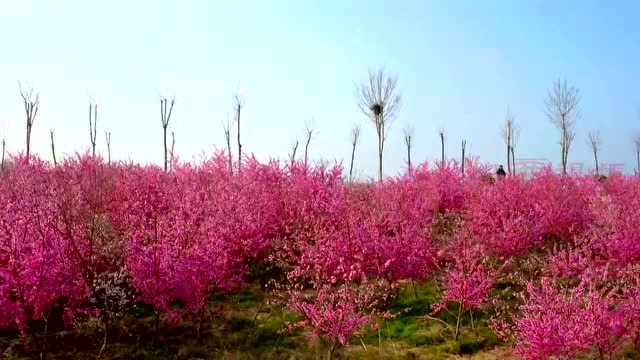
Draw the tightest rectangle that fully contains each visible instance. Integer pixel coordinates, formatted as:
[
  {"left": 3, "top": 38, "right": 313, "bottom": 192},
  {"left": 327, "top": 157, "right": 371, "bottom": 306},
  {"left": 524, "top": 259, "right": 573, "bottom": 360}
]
[
  {"left": 226, "top": 130, "right": 232, "bottom": 175},
  {"left": 97, "top": 317, "right": 108, "bottom": 359},
  {"left": 26, "top": 126, "right": 32, "bottom": 161},
  {"left": 506, "top": 143, "right": 511, "bottom": 174},
  {"left": 636, "top": 150, "right": 639, "bottom": 175},
  {"left": 40, "top": 307, "right": 52, "bottom": 360},
  {"left": 349, "top": 142, "right": 356, "bottom": 183},
  {"left": 378, "top": 139, "right": 383, "bottom": 182},
  {"left": 50, "top": 131, "right": 57, "bottom": 166},
  {"left": 461, "top": 140, "right": 466, "bottom": 177},
  {"left": 511, "top": 146, "right": 516, "bottom": 175},
  {"left": 594, "top": 149, "right": 599, "bottom": 176},
  {"left": 1, "top": 139, "right": 5, "bottom": 170},
  {"left": 455, "top": 304, "right": 463, "bottom": 341},
  {"left": 304, "top": 136, "right": 311, "bottom": 167},
  {"left": 163, "top": 129, "right": 168, "bottom": 171},
  {"left": 406, "top": 141, "right": 412, "bottom": 174},
  {"left": 237, "top": 104, "right": 242, "bottom": 174},
  {"left": 152, "top": 311, "right": 160, "bottom": 346},
  {"left": 440, "top": 132, "right": 445, "bottom": 166},
  {"left": 105, "top": 131, "right": 111, "bottom": 166}
]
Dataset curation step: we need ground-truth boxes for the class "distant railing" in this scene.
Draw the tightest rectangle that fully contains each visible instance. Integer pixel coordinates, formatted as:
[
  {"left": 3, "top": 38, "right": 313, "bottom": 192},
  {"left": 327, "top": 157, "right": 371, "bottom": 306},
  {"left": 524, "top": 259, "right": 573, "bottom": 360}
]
[{"left": 489, "top": 158, "right": 629, "bottom": 177}]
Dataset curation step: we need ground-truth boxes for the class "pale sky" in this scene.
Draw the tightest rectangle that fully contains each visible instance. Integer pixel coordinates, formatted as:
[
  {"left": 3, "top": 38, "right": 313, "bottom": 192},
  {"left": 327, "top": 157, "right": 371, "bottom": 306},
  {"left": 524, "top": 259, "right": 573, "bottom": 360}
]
[{"left": 1, "top": 1, "right": 639, "bottom": 177}]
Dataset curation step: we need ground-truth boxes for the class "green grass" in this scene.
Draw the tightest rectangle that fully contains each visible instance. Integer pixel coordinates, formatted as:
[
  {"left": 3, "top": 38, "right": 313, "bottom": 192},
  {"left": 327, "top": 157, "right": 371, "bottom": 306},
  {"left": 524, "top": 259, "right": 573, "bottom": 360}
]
[{"left": 0, "top": 280, "right": 509, "bottom": 359}]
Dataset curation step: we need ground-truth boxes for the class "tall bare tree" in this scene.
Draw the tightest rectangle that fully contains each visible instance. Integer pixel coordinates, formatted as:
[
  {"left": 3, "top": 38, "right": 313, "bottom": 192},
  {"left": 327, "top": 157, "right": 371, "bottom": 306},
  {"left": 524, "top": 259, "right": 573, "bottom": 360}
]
[
  {"left": 89, "top": 102, "right": 98, "bottom": 157},
  {"left": 634, "top": 134, "right": 640, "bottom": 174},
  {"left": 105, "top": 130, "right": 112, "bottom": 166},
  {"left": 439, "top": 129, "right": 445, "bottom": 166},
  {"left": 502, "top": 108, "right": 519, "bottom": 174},
  {"left": 160, "top": 97, "right": 176, "bottom": 171},
  {"left": 233, "top": 89, "right": 245, "bottom": 173},
  {"left": 545, "top": 78, "right": 580, "bottom": 175},
  {"left": 223, "top": 114, "right": 233, "bottom": 174},
  {"left": 303, "top": 118, "right": 316, "bottom": 167},
  {"left": 50, "top": 130, "right": 57, "bottom": 166},
  {"left": 349, "top": 125, "right": 360, "bottom": 184},
  {"left": 587, "top": 129, "right": 601, "bottom": 176},
  {"left": 356, "top": 66, "right": 401, "bottom": 182},
  {"left": 461, "top": 139, "right": 467, "bottom": 177},
  {"left": 19, "top": 82, "right": 40, "bottom": 161},
  {"left": 403, "top": 126, "right": 413, "bottom": 174}
]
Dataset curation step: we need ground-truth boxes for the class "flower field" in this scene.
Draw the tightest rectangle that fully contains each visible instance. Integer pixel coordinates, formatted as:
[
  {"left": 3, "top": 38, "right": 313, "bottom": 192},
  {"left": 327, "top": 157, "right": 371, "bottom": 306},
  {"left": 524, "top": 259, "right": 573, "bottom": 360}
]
[{"left": 1, "top": 153, "right": 640, "bottom": 359}]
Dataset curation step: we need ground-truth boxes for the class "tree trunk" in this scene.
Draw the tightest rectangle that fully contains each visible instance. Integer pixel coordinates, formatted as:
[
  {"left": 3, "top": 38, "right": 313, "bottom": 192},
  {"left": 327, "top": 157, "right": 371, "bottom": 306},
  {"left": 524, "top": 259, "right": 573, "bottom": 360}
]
[
  {"left": 594, "top": 149, "right": 599, "bottom": 176},
  {"left": 378, "top": 138, "right": 383, "bottom": 182},
  {"left": 1, "top": 139, "right": 5, "bottom": 170},
  {"left": 163, "top": 128, "right": 168, "bottom": 172},
  {"left": 50, "top": 131, "right": 57, "bottom": 166},
  {"left": 440, "top": 133, "right": 445, "bottom": 166},
  {"left": 461, "top": 140, "right": 466, "bottom": 177},
  {"left": 511, "top": 146, "right": 516, "bottom": 175},
  {"left": 506, "top": 143, "right": 511, "bottom": 174},
  {"left": 26, "top": 126, "right": 32, "bottom": 162},
  {"left": 97, "top": 317, "right": 108, "bottom": 359},
  {"left": 237, "top": 104, "right": 242, "bottom": 174},
  {"left": 349, "top": 142, "right": 356, "bottom": 183},
  {"left": 304, "top": 137, "right": 311, "bottom": 167},
  {"left": 406, "top": 142, "right": 412, "bottom": 175}
]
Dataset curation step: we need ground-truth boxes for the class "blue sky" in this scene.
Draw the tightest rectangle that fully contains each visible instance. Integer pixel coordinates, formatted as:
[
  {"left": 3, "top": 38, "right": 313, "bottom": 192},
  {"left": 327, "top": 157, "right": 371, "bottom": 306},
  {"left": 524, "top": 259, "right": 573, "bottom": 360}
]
[{"left": 1, "top": 1, "right": 639, "bottom": 177}]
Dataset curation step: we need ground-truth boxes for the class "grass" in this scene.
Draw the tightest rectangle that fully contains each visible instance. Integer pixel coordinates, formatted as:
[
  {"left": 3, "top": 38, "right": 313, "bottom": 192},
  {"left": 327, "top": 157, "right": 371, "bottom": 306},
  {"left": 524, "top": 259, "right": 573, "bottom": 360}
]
[{"left": 0, "top": 280, "right": 511, "bottom": 359}]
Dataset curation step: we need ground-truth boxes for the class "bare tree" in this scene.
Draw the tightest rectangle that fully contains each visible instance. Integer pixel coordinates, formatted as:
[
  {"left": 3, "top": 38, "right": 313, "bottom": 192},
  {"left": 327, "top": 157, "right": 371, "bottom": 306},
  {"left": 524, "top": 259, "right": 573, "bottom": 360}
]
[
  {"left": 89, "top": 102, "right": 98, "bottom": 157},
  {"left": 587, "top": 129, "right": 601, "bottom": 176},
  {"left": 439, "top": 129, "right": 445, "bottom": 166},
  {"left": 356, "top": 66, "right": 401, "bottom": 182},
  {"left": 160, "top": 97, "right": 176, "bottom": 171},
  {"left": 105, "top": 130, "right": 112, "bottom": 166},
  {"left": 233, "top": 88, "right": 245, "bottom": 173},
  {"left": 1, "top": 139, "right": 5, "bottom": 170},
  {"left": 290, "top": 139, "right": 299, "bottom": 167},
  {"left": 50, "top": 130, "right": 57, "bottom": 166},
  {"left": 634, "top": 134, "right": 640, "bottom": 174},
  {"left": 545, "top": 78, "right": 580, "bottom": 174},
  {"left": 349, "top": 125, "right": 360, "bottom": 184},
  {"left": 303, "top": 118, "right": 316, "bottom": 167},
  {"left": 403, "top": 126, "right": 413, "bottom": 174},
  {"left": 502, "top": 108, "right": 519, "bottom": 174},
  {"left": 223, "top": 114, "right": 233, "bottom": 174},
  {"left": 511, "top": 146, "right": 517, "bottom": 175},
  {"left": 19, "top": 82, "right": 40, "bottom": 161},
  {"left": 461, "top": 139, "right": 467, "bottom": 177}
]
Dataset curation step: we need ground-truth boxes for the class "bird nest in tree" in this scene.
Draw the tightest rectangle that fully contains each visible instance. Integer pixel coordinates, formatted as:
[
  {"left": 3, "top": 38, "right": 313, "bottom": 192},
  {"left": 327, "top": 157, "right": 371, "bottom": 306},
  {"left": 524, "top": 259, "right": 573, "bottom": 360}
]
[{"left": 370, "top": 103, "right": 383, "bottom": 116}]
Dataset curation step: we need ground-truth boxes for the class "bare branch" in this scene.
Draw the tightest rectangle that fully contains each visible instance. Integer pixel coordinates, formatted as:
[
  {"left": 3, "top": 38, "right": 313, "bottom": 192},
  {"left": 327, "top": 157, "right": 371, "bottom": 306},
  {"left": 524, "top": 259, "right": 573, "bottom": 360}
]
[
  {"left": 160, "top": 96, "right": 176, "bottom": 171},
  {"left": 303, "top": 118, "right": 317, "bottom": 167},
  {"left": 289, "top": 139, "right": 299, "bottom": 167},
  {"left": 355, "top": 66, "right": 401, "bottom": 181}
]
